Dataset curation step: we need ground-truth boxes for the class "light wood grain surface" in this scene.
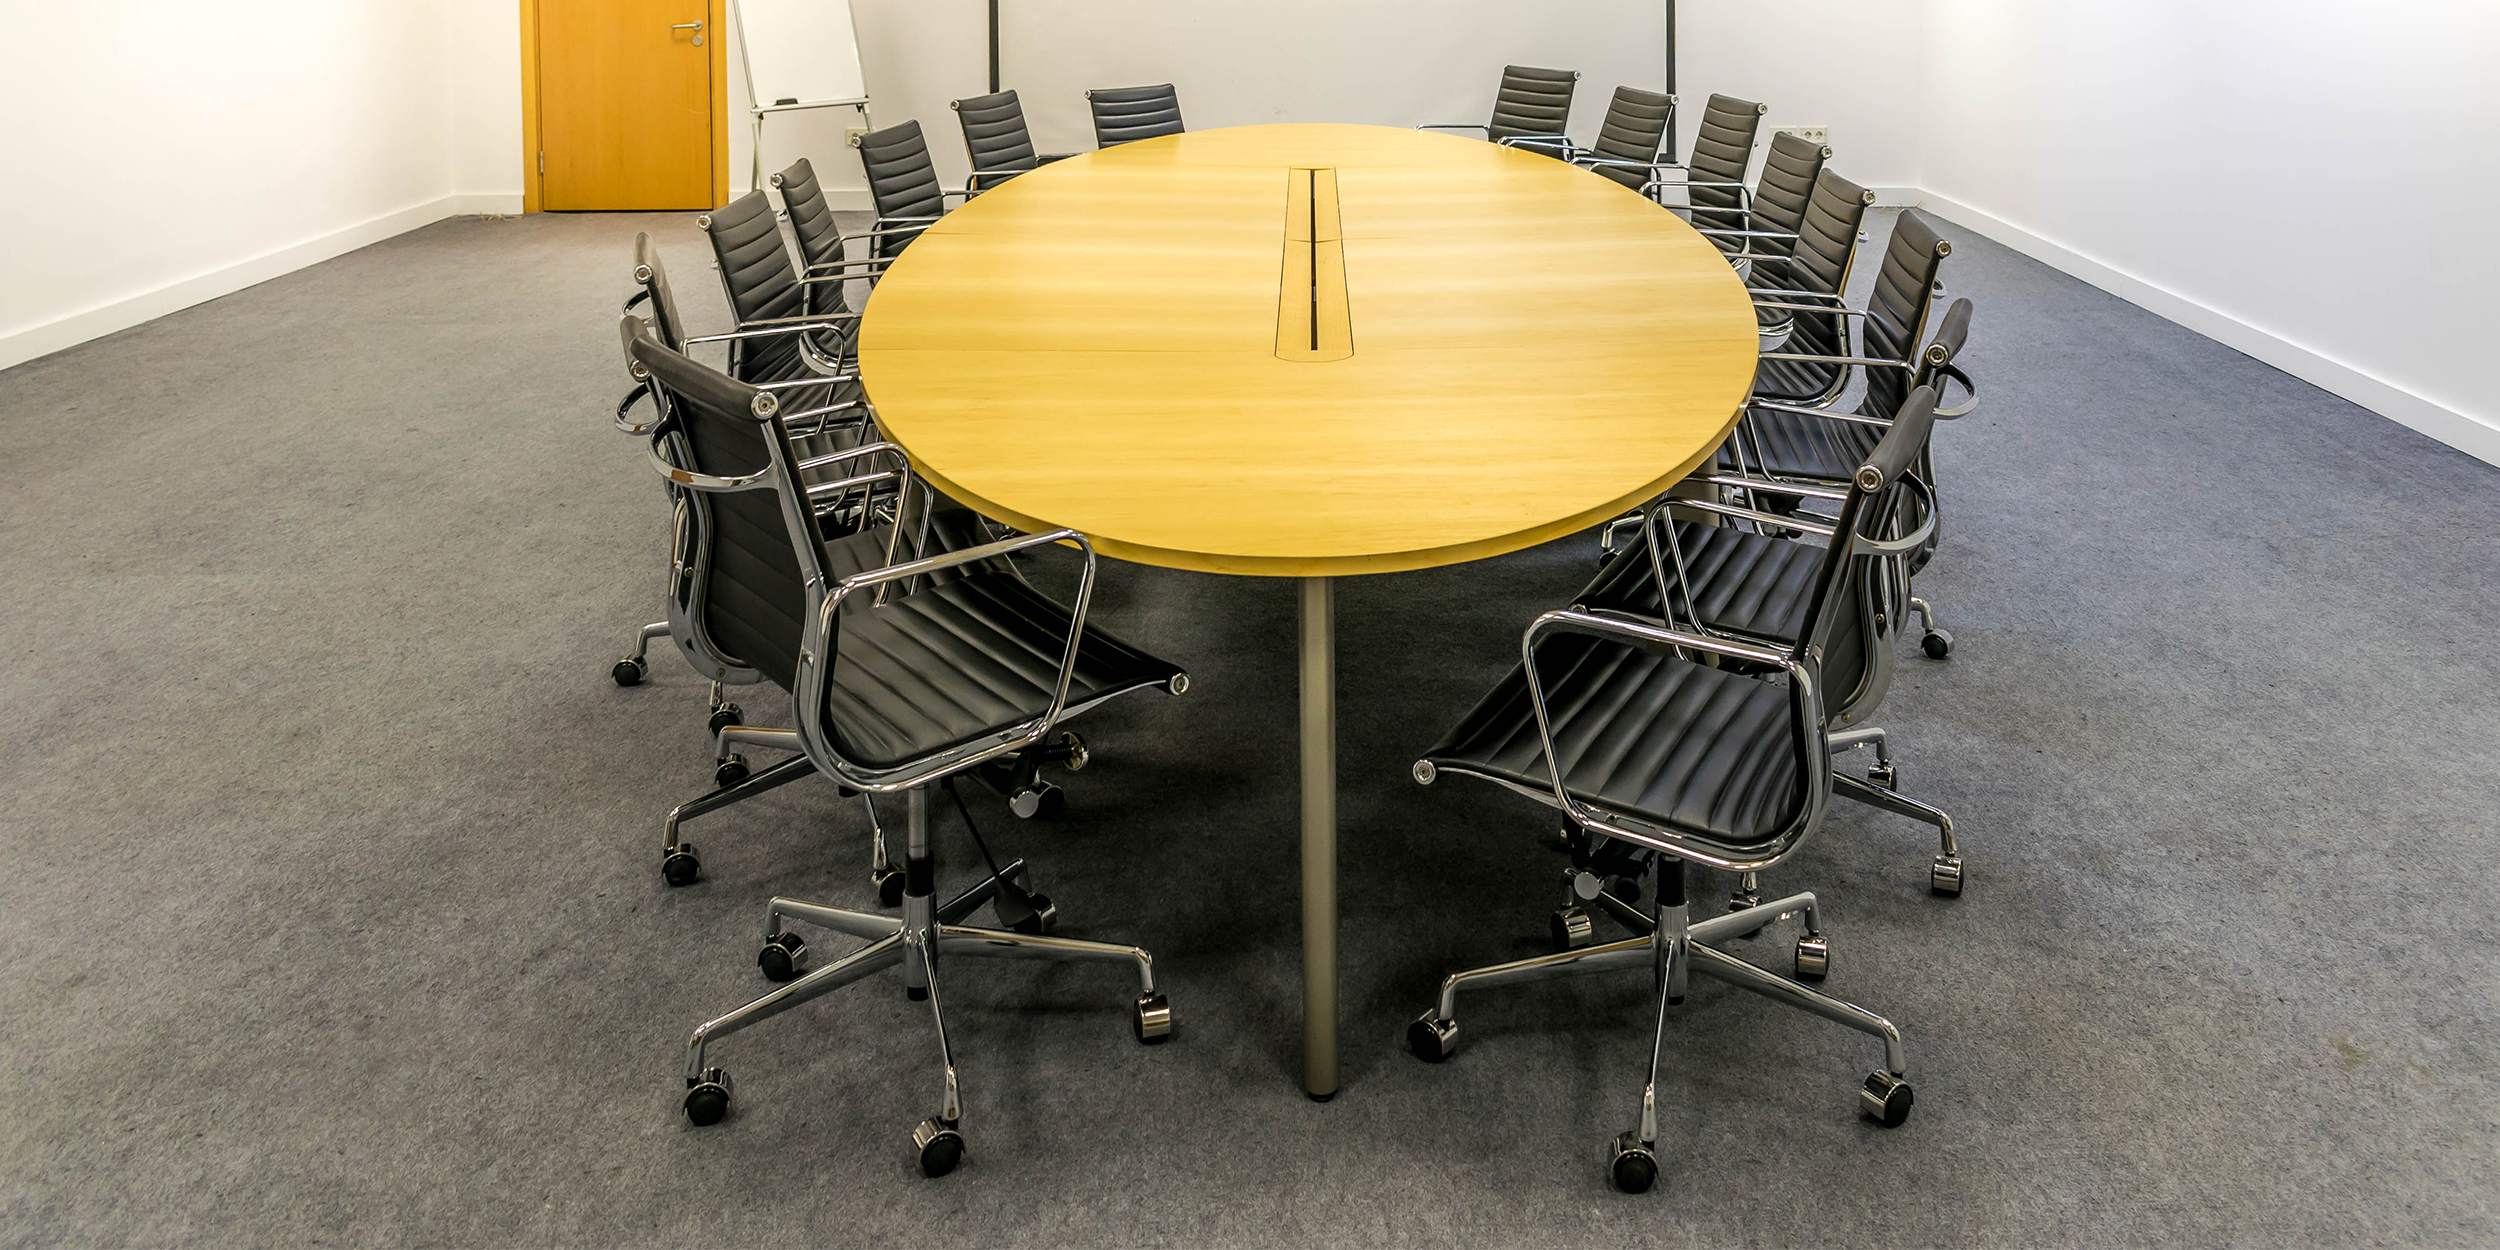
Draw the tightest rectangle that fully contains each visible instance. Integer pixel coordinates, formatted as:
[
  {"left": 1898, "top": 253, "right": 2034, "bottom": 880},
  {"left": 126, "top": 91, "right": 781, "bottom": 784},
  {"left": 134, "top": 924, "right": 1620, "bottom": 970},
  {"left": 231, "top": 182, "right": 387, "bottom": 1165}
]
[{"left": 857, "top": 123, "right": 1758, "bottom": 577}]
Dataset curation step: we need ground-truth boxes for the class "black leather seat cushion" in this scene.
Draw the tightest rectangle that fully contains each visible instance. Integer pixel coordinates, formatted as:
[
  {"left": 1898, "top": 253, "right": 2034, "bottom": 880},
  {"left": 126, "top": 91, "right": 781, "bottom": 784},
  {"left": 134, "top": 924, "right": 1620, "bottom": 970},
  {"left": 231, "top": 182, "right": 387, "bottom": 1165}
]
[
  {"left": 823, "top": 567, "right": 1183, "bottom": 770},
  {"left": 1422, "top": 633, "right": 1803, "bottom": 847},
  {"left": 1742, "top": 406, "right": 1884, "bottom": 482},
  {"left": 1752, "top": 353, "right": 1846, "bottom": 403}
]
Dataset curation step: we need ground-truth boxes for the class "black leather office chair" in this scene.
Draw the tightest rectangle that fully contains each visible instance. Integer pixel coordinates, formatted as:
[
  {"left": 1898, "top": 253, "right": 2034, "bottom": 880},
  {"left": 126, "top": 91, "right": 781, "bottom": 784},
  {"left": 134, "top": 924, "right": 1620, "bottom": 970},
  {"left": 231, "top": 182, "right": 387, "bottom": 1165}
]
[
  {"left": 1086, "top": 84, "right": 1185, "bottom": 146},
  {"left": 1571, "top": 343, "right": 1970, "bottom": 909},
  {"left": 1655, "top": 94, "right": 1768, "bottom": 247},
  {"left": 951, "top": 89, "right": 1075, "bottom": 192},
  {"left": 856, "top": 120, "right": 970, "bottom": 259},
  {"left": 695, "top": 192, "right": 873, "bottom": 398},
  {"left": 1747, "top": 202, "right": 1946, "bottom": 415},
  {"left": 627, "top": 320, "right": 1187, "bottom": 1176},
  {"left": 1421, "top": 65, "right": 1580, "bottom": 156},
  {"left": 1406, "top": 388, "right": 1947, "bottom": 1193},
  {"left": 1569, "top": 86, "right": 1677, "bottom": 190},
  {"left": 1739, "top": 285, "right": 1980, "bottom": 661},
  {"left": 1694, "top": 130, "right": 1831, "bottom": 335},
  {"left": 766, "top": 158, "right": 890, "bottom": 332},
  {"left": 610, "top": 231, "right": 863, "bottom": 721}
]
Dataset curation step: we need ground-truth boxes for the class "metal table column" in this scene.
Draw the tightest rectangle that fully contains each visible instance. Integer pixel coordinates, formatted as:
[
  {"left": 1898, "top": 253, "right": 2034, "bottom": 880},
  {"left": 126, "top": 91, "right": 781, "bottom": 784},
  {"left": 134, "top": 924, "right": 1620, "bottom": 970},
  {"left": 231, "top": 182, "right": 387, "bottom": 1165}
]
[{"left": 1299, "top": 576, "right": 1338, "bottom": 1100}]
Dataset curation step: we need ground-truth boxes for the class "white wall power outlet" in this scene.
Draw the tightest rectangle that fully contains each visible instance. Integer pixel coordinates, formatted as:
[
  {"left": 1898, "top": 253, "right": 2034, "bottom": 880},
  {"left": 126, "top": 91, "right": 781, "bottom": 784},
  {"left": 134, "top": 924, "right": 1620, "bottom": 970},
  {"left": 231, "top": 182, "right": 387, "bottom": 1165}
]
[
  {"left": 846, "top": 126, "right": 870, "bottom": 147},
  {"left": 1776, "top": 125, "right": 1830, "bottom": 145}
]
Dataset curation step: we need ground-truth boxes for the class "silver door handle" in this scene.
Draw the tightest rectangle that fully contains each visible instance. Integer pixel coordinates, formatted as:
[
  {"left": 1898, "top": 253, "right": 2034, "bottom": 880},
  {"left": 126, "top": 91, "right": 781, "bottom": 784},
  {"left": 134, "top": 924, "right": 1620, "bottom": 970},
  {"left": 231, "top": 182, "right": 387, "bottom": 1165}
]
[{"left": 671, "top": 20, "right": 703, "bottom": 31}]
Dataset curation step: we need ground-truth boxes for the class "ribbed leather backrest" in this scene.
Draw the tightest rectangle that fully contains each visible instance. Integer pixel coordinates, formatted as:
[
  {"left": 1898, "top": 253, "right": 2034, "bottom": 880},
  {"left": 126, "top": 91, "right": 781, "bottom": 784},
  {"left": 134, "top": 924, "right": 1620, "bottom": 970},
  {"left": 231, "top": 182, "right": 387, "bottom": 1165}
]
[
  {"left": 1772, "top": 169, "right": 1876, "bottom": 382},
  {"left": 1586, "top": 86, "right": 1673, "bottom": 189},
  {"left": 1689, "top": 93, "right": 1767, "bottom": 247},
  {"left": 1088, "top": 84, "right": 1184, "bottom": 146},
  {"left": 770, "top": 158, "right": 848, "bottom": 324},
  {"left": 1486, "top": 65, "right": 1577, "bottom": 141},
  {"left": 858, "top": 120, "right": 944, "bottom": 256},
  {"left": 1860, "top": 209, "right": 1952, "bottom": 418},
  {"left": 700, "top": 191, "right": 809, "bottom": 384},
  {"left": 630, "top": 330, "right": 817, "bottom": 692},
  {"left": 631, "top": 232, "right": 689, "bottom": 350},
  {"left": 1750, "top": 131, "right": 1827, "bottom": 249},
  {"left": 953, "top": 89, "right": 1037, "bottom": 173}
]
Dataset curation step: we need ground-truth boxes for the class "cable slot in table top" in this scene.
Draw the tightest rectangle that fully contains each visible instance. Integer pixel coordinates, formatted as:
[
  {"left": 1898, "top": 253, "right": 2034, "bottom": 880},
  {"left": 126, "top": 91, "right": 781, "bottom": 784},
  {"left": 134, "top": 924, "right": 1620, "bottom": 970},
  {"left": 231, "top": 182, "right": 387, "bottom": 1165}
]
[{"left": 1276, "top": 167, "right": 1352, "bottom": 362}]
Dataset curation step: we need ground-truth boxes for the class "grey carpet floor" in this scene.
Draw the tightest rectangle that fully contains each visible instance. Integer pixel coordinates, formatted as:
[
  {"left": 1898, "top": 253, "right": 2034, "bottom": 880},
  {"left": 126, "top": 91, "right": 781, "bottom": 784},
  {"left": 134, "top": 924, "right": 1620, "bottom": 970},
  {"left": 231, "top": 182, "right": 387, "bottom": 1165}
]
[{"left": 1, "top": 204, "right": 2494, "bottom": 1248}]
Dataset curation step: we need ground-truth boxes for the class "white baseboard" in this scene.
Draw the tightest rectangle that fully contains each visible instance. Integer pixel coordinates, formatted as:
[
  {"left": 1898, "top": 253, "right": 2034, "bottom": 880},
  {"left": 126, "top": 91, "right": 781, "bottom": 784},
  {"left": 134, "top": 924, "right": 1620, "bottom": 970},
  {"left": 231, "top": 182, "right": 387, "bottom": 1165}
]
[
  {"left": 449, "top": 192, "right": 526, "bottom": 216},
  {"left": 0, "top": 195, "right": 472, "bottom": 373},
  {"left": 1868, "top": 186, "right": 1922, "bottom": 207},
  {"left": 1914, "top": 190, "right": 2500, "bottom": 469}
]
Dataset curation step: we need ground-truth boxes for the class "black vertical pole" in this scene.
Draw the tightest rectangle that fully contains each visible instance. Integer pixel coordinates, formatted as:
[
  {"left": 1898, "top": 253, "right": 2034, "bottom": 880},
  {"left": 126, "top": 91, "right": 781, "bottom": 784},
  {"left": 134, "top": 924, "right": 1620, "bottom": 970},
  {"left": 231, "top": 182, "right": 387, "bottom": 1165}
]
[
  {"left": 988, "top": 0, "right": 1001, "bottom": 93},
  {"left": 1662, "top": 0, "right": 1679, "bottom": 162}
]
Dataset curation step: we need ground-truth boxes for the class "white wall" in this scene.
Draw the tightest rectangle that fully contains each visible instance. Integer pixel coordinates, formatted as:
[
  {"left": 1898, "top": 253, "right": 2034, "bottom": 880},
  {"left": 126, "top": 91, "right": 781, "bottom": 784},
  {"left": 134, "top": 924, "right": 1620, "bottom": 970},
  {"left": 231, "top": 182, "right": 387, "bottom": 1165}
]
[
  {"left": 735, "top": 0, "right": 1682, "bottom": 209},
  {"left": 0, "top": 2, "right": 487, "bottom": 371},
  {"left": 1918, "top": 0, "right": 2500, "bottom": 461},
  {"left": 1678, "top": 0, "right": 1924, "bottom": 194}
]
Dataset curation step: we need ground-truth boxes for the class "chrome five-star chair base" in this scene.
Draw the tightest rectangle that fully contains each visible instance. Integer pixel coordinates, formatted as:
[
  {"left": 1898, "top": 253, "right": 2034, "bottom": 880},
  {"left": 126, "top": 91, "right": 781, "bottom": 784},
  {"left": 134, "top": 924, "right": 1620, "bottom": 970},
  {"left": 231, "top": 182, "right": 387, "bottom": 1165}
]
[
  {"left": 1408, "top": 860, "right": 1912, "bottom": 1195},
  {"left": 678, "top": 788, "right": 1172, "bottom": 1178}
]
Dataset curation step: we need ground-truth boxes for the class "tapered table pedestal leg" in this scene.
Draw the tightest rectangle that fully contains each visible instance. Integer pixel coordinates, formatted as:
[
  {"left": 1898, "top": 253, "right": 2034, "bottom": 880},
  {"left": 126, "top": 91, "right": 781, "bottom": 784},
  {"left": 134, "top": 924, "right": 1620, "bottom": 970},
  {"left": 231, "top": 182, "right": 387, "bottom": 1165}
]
[{"left": 1299, "top": 575, "right": 1338, "bottom": 1100}]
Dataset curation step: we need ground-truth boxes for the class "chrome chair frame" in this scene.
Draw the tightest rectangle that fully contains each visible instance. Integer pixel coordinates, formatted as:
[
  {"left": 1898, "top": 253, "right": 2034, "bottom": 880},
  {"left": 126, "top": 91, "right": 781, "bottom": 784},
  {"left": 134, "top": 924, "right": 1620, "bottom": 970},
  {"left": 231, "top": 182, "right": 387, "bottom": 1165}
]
[
  {"left": 631, "top": 324, "right": 1182, "bottom": 1175},
  {"left": 1407, "top": 389, "right": 1949, "bottom": 1191}
]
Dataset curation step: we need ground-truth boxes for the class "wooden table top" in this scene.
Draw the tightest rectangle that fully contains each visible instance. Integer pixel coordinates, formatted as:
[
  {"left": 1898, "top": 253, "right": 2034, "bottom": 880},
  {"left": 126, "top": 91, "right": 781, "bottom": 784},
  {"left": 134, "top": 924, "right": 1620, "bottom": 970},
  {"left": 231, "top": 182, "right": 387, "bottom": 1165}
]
[{"left": 856, "top": 123, "right": 1758, "bottom": 577}]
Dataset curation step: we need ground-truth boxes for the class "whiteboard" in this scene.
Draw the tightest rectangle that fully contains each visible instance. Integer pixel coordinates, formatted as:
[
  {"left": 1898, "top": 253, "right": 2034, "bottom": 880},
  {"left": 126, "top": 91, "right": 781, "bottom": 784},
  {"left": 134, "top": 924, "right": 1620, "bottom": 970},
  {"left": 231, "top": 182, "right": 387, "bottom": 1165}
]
[{"left": 731, "top": 0, "right": 867, "bottom": 110}]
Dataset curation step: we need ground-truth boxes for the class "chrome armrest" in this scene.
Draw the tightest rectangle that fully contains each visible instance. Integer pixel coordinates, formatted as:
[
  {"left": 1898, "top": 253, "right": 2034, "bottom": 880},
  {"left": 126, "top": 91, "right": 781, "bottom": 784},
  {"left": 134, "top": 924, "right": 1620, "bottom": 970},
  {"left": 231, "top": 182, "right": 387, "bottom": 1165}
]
[
  {"left": 753, "top": 374, "right": 857, "bottom": 391},
  {"left": 1695, "top": 227, "right": 1800, "bottom": 240},
  {"left": 1694, "top": 473, "right": 1851, "bottom": 502},
  {"left": 1746, "top": 286, "right": 1846, "bottom": 303},
  {"left": 1498, "top": 133, "right": 1578, "bottom": 153},
  {"left": 1417, "top": 123, "right": 1492, "bottom": 136},
  {"left": 1666, "top": 496, "right": 1839, "bottom": 537},
  {"left": 684, "top": 313, "right": 859, "bottom": 346},
  {"left": 1760, "top": 351, "right": 1917, "bottom": 371},
  {"left": 1753, "top": 301, "right": 1872, "bottom": 317},
  {"left": 1517, "top": 608, "right": 1824, "bottom": 871}
]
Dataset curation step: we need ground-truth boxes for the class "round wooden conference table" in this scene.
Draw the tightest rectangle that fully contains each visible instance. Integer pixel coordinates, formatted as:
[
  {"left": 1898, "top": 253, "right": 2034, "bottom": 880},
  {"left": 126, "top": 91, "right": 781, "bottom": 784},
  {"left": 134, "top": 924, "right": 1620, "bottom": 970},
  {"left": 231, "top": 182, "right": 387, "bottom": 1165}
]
[{"left": 857, "top": 123, "right": 1757, "bottom": 1099}]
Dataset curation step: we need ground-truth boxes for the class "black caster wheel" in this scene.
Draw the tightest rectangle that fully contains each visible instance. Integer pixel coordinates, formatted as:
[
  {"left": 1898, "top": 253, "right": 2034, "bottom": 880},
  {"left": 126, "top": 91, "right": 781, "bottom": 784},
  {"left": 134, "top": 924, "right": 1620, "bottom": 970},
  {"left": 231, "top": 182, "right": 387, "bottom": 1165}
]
[
  {"left": 1930, "top": 854, "right": 1965, "bottom": 898},
  {"left": 1009, "top": 892, "right": 1059, "bottom": 936},
  {"left": 707, "top": 702, "right": 743, "bottom": 735},
  {"left": 1606, "top": 874, "right": 1642, "bottom": 905},
  {"left": 1861, "top": 1071, "right": 1914, "bottom": 1127},
  {"left": 1009, "top": 783, "right": 1065, "bottom": 820},
  {"left": 1921, "top": 629, "right": 1954, "bottom": 660},
  {"left": 714, "top": 755, "right": 749, "bottom": 788},
  {"left": 873, "top": 864, "right": 906, "bottom": 908},
  {"left": 1609, "top": 1132, "right": 1660, "bottom": 1194},
  {"left": 661, "top": 844, "right": 701, "bottom": 887},
  {"left": 1794, "top": 932, "right": 1829, "bottom": 980},
  {"left": 683, "top": 1068, "right": 732, "bottom": 1126},
  {"left": 1550, "top": 906, "right": 1595, "bottom": 951},
  {"left": 758, "top": 932, "right": 806, "bottom": 982},
  {"left": 1133, "top": 992, "right": 1174, "bottom": 1043},
  {"left": 1406, "top": 1012, "right": 1458, "bottom": 1063},
  {"left": 612, "top": 657, "right": 647, "bottom": 687},
  {"left": 1867, "top": 762, "right": 1898, "bottom": 789},
  {"left": 913, "top": 1117, "right": 966, "bottom": 1177}
]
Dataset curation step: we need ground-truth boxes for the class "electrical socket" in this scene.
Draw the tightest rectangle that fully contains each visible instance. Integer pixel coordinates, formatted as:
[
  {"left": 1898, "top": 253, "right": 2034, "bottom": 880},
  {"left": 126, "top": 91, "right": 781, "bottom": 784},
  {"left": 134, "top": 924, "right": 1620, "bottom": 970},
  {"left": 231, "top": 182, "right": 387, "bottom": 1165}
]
[
  {"left": 845, "top": 126, "right": 869, "bottom": 147},
  {"left": 1777, "top": 125, "right": 1830, "bottom": 146}
]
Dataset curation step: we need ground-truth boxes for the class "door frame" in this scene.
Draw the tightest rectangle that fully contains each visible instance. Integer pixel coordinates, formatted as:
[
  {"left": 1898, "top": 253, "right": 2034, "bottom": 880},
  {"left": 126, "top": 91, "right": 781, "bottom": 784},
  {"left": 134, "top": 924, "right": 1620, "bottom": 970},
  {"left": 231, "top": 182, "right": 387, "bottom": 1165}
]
[{"left": 520, "top": 0, "right": 730, "bottom": 212}]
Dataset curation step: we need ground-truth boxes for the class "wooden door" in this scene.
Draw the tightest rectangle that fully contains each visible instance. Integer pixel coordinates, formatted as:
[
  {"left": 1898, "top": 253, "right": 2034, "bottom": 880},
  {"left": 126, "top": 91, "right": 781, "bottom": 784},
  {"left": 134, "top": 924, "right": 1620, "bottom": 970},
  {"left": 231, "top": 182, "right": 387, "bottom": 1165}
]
[{"left": 534, "top": 0, "right": 718, "bottom": 210}]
